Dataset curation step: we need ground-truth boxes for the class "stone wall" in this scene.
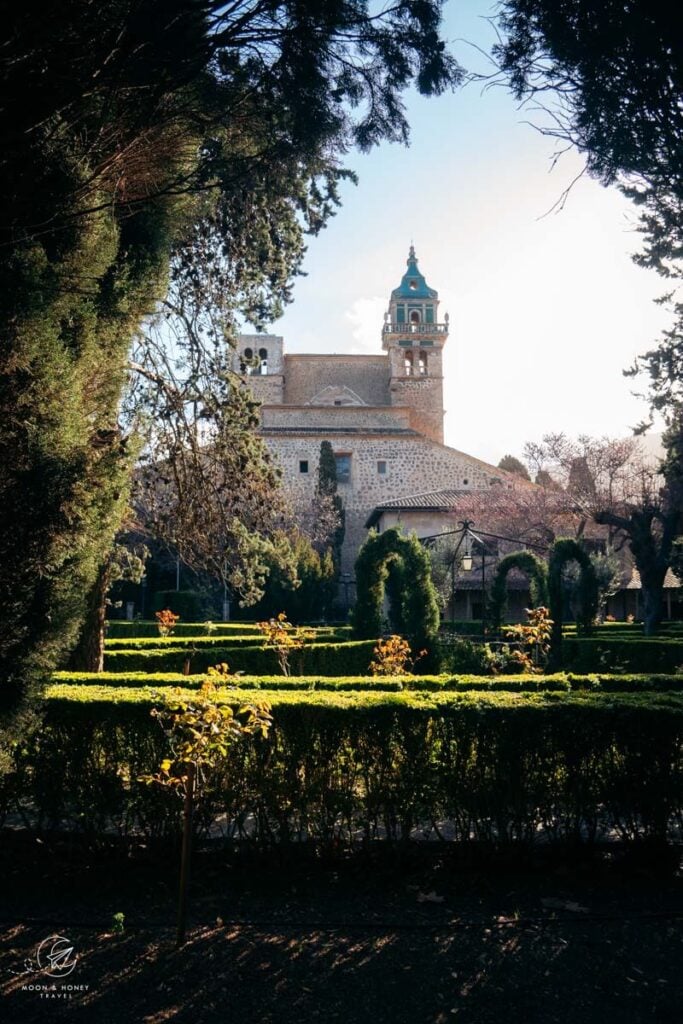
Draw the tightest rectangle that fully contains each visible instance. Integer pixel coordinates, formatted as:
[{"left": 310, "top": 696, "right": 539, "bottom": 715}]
[
  {"left": 389, "top": 375, "right": 444, "bottom": 443},
  {"left": 283, "top": 355, "right": 390, "bottom": 407},
  {"left": 261, "top": 431, "right": 512, "bottom": 572},
  {"left": 261, "top": 405, "right": 412, "bottom": 431},
  {"left": 245, "top": 375, "right": 284, "bottom": 406}
]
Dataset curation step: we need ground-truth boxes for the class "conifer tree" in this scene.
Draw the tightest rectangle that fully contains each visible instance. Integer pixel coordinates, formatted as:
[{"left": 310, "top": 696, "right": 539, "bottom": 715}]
[
  {"left": 0, "top": 1, "right": 459, "bottom": 712},
  {"left": 316, "top": 441, "right": 346, "bottom": 568},
  {"left": 497, "top": 455, "right": 530, "bottom": 481}
]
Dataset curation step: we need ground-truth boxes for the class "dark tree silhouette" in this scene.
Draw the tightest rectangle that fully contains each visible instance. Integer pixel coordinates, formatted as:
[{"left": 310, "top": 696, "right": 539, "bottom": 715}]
[{"left": 0, "top": 1, "right": 460, "bottom": 712}]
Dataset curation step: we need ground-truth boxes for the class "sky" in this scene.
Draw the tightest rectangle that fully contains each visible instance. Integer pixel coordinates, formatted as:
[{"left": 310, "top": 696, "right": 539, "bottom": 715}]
[{"left": 271, "top": 0, "right": 670, "bottom": 468}]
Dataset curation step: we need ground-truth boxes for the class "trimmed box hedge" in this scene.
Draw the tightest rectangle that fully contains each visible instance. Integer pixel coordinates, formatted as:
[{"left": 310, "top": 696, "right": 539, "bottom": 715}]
[
  {"left": 439, "top": 620, "right": 484, "bottom": 636},
  {"left": 51, "top": 671, "right": 683, "bottom": 694},
  {"left": 105, "top": 634, "right": 268, "bottom": 651},
  {"left": 106, "top": 620, "right": 264, "bottom": 639},
  {"left": 102, "top": 639, "right": 378, "bottom": 676},
  {"left": 104, "top": 629, "right": 349, "bottom": 651},
  {"left": 106, "top": 620, "right": 354, "bottom": 639},
  {"left": 7, "top": 688, "right": 682, "bottom": 847},
  {"left": 562, "top": 637, "right": 683, "bottom": 673}
]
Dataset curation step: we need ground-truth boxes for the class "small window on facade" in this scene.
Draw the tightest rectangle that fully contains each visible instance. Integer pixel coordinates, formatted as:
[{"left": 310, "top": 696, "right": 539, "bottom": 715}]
[
  {"left": 410, "top": 309, "right": 420, "bottom": 324},
  {"left": 377, "top": 460, "right": 387, "bottom": 475},
  {"left": 409, "top": 280, "right": 418, "bottom": 290},
  {"left": 334, "top": 453, "right": 351, "bottom": 483},
  {"left": 258, "top": 347, "right": 268, "bottom": 375},
  {"left": 418, "top": 352, "right": 427, "bottom": 375},
  {"left": 334, "top": 400, "right": 342, "bottom": 406},
  {"left": 404, "top": 351, "right": 413, "bottom": 376},
  {"left": 463, "top": 478, "right": 469, "bottom": 486},
  {"left": 299, "top": 460, "right": 309, "bottom": 474}
]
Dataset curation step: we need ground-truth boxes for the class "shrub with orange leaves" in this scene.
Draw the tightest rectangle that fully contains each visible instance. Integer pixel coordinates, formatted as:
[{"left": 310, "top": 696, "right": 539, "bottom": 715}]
[
  {"left": 369, "top": 635, "right": 425, "bottom": 677},
  {"left": 257, "top": 612, "right": 315, "bottom": 676},
  {"left": 155, "top": 608, "right": 180, "bottom": 637},
  {"left": 501, "top": 606, "right": 553, "bottom": 673},
  {"left": 205, "top": 662, "right": 238, "bottom": 685},
  {"left": 139, "top": 681, "right": 271, "bottom": 946}
]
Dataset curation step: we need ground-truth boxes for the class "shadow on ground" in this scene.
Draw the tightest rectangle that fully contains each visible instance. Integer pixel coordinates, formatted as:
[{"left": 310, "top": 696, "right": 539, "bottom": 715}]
[{"left": 1, "top": 836, "right": 681, "bottom": 1023}]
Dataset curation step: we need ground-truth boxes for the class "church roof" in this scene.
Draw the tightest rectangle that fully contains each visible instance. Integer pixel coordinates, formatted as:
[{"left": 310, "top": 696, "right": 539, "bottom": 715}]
[
  {"left": 365, "top": 487, "right": 509, "bottom": 527},
  {"left": 364, "top": 482, "right": 582, "bottom": 529},
  {"left": 391, "top": 245, "right": 437, "bottom": 301}
]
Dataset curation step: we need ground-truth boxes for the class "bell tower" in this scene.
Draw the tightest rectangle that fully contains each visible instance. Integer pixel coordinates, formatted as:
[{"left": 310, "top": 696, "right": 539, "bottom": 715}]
[{"left": 382, "top": 245, "right": 449, "bottom": 443}]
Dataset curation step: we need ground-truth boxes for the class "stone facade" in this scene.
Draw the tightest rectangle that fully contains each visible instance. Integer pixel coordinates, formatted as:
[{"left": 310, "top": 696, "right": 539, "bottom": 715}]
[
  {"left": 261, "top": 432, "right": 515, "bottom": 571},
  {"left": 237, "top": 247, "right": 519, "bottom": 571}
]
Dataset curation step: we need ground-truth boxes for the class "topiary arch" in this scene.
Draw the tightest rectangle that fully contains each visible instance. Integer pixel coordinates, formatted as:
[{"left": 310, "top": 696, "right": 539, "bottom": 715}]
[
  {"left": 488, "top": 551, "right": 549, "bottom": 630},
  {"left": 548, "top": 538, "right": 598, "bottom": 667},
  {"left": 351, "top": 528, "right": 440, "bottom": 649}
]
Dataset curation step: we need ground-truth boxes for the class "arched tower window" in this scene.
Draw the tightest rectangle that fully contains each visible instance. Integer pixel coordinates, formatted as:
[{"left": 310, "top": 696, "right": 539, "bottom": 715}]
[
  {"left": 258, "top": 347, "right": 268, "bottom": 374},
  {"left": 241, "top": 347, "right": 254, "bottom": 375},
  {"left": 410, "top": 310, "right": 421, "bottom": 325},
  {"left": 403, "top": 351, "right": 414, "bottom": 376},
  {"left": 418, "top": 351, "right": 427, "bottom": 375}
]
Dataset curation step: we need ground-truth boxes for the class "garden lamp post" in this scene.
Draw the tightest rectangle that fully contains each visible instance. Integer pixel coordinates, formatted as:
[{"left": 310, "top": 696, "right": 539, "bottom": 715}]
[
  {"left": 458, "top": 522, "right": 487, "bottom": 634},
  {"left": 449, "top": 520, "right": 474, "bottom": 619}
]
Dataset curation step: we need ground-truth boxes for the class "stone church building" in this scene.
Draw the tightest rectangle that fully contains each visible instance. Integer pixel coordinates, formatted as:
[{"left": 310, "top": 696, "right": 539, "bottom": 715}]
[{"left": 235, "top": 247, "right": 519, "bottom": 572}]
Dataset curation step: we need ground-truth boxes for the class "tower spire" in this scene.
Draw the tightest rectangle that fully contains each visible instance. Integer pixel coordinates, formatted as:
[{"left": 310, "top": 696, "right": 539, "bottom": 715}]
[{"left": 380, "top": 245, "right": 449, "bottom": 444}]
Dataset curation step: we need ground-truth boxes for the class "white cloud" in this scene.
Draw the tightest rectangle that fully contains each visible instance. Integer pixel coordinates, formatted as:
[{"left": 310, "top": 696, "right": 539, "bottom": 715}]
[{"left": 344, "top": 296, "right": 387, "bottom": 353}]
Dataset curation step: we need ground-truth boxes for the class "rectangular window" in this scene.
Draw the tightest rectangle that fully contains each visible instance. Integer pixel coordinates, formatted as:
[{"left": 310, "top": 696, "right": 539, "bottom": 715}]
[
  {"left": 396, "top": 305, "right": 405, "bottom": 324},
  {"left": 334, "top": 453, "right": 351, "bottom": 483},
  {"left": 299, "top": 460, "right": 309, "bottom": 474},
  {"left": 377, "top": 460, "right": 387, "bottom": 475}
]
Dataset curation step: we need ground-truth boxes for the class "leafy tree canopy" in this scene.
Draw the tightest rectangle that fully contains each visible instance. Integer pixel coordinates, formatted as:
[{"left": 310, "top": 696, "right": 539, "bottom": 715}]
[
  {"left": 494, "top": 1, "right": 682, "bottom": 223},
  {"left": 523, "top": 432, "right": 681, "bottom": 633},
  {"left": 494, "top": 3, "right": 683, "bottom": 451}
]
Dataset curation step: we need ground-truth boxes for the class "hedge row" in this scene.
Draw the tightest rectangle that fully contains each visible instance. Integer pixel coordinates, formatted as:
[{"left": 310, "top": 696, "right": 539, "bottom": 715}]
[
  {"left": 103, "top": 639, "right": 378, "bottom": 676},
  {"left": 562, "top": 637, "right": 683, "bottom": 673},
  {"left": 563, "top": 622, "right": 683, "bottom": 633},
  {"left": 5, "top": 689, "right": 682, "bottom": 846},
  {"left": 51, "top": 671, "right": 683, "bottom": 694},
  {"left": 106, "top": 620, "right": 264, "bottom": 638},
  {"left": 101, "top": 635, "right": 683, "bottom": 675},
  {"left": 439, "top": 620, "right": 484, "bottom": 636},
  {"left": 106, "top": 621, "right": 354, "bottom": 639},
  {"left": 105, "top": 634, "right": 265, "bottom": 651},
  {"left": 104, "top": 629, "right": 348, "bottom": 651},
  {"left": 440, "top": 621, "right": 683, "bottom": 636}
]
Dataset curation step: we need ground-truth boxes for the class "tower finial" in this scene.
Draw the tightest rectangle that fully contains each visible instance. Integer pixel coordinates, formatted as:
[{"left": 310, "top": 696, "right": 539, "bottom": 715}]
[{"left": 408, "top": 242, "right": 416, "bottom": 262}]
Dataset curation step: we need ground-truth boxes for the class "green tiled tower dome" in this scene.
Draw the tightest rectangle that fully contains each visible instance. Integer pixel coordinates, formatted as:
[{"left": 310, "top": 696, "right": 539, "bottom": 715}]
[{"left": 391, "top": 245, "right": 438, "bottom": 301}]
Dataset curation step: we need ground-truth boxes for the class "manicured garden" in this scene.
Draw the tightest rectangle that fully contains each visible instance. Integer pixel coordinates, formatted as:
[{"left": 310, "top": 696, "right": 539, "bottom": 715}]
[
  {"left": 3, "top": 610, "right": 683, "bottom": 1022},
  {"left": 4, "top": 610, "right": 682, "bottom": 853},
  {"left": 2, "top": 538, "right": 682, "bottom": 1024}
]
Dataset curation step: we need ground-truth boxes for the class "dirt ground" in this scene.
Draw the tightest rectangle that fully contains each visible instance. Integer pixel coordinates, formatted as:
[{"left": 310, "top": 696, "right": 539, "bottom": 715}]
[{"left": 1, "top": 834, "right": 682, "bottom": 1024}]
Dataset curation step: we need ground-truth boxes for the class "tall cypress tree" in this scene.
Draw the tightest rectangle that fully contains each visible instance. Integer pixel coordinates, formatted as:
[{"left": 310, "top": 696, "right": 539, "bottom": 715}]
[{"left": 317, "top": 441, "right": 346, "bottom": 569}]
